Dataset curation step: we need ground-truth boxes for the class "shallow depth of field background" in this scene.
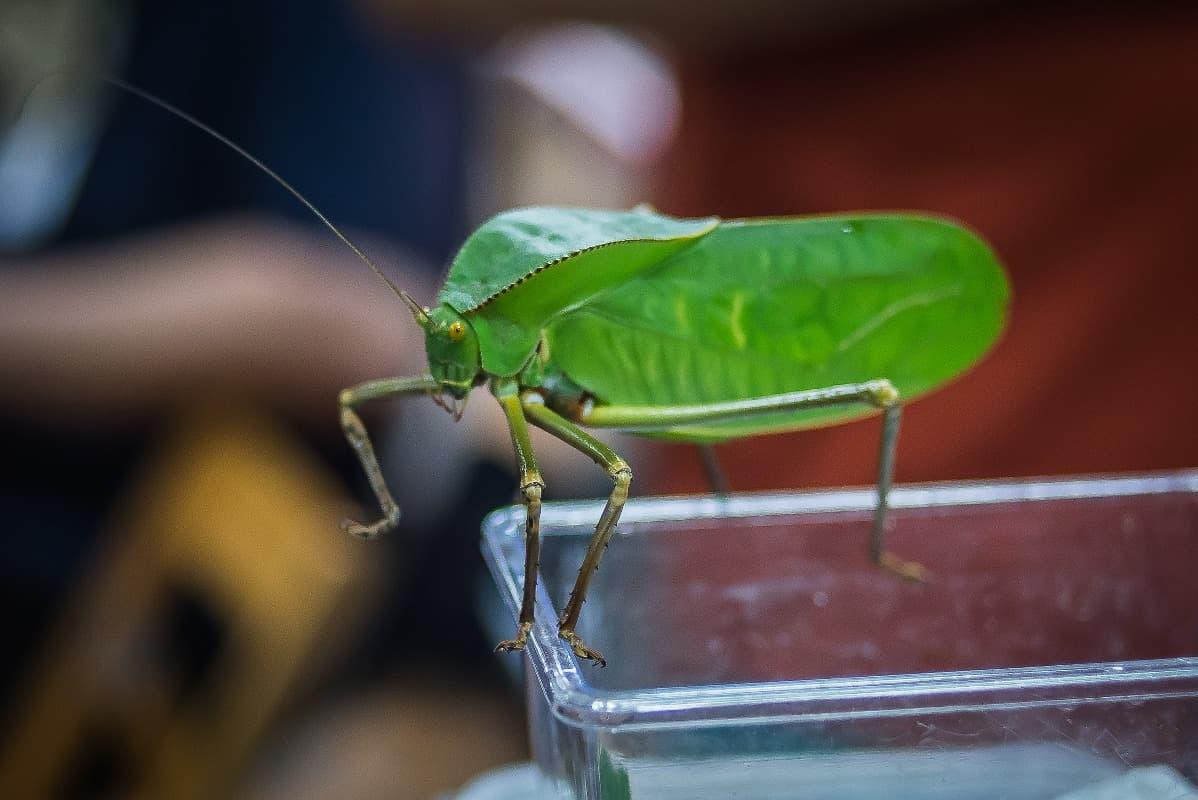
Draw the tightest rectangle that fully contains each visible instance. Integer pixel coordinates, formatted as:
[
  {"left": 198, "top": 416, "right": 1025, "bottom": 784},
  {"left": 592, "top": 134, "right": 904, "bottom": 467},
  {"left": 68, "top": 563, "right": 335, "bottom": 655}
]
[{"left": 0, "top": 1, "right": 1195, "bottom": 797}]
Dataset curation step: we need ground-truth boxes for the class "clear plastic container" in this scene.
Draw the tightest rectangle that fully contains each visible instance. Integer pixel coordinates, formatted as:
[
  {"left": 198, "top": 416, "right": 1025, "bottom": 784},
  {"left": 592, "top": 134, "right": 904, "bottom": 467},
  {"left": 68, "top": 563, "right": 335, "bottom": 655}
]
[{"left": 480, "top": 471, "right": 1198, "bottom": 800}]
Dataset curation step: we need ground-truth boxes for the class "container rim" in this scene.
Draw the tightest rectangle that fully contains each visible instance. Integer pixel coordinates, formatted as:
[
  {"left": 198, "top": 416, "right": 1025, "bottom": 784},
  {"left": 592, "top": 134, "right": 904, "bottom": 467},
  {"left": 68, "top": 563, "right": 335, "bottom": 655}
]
[{"left": 481, "top": 470, "right": 1198, "bottom": 732}]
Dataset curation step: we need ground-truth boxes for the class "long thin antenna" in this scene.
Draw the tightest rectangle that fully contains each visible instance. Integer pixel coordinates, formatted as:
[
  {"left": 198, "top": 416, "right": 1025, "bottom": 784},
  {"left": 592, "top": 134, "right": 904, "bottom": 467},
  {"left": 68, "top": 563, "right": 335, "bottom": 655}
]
[{"left": 99, "top": 76, "right": 426, "bottom": 318}]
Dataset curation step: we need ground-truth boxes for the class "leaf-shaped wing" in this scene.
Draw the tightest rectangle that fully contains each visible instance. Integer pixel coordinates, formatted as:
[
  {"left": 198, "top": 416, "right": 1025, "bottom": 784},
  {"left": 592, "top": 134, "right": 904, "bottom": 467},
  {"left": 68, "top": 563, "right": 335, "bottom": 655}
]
[{"left": 439, "top": 206, "right": 717, "bottom": 313}]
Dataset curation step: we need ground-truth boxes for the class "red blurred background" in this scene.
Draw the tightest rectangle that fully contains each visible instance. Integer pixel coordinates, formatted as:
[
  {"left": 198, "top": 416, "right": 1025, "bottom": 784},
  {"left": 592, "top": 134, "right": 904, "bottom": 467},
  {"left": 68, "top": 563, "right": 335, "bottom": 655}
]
[{"left": 651, "top": 2, "right": 1198, "bottom": 494}]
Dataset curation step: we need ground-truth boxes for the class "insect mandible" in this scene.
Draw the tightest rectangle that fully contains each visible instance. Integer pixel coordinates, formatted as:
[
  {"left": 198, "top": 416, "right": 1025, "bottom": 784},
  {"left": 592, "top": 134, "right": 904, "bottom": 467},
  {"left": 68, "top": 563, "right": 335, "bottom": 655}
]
[{"left": 111, "top": 80, "right": 1010, "bottom": 667}]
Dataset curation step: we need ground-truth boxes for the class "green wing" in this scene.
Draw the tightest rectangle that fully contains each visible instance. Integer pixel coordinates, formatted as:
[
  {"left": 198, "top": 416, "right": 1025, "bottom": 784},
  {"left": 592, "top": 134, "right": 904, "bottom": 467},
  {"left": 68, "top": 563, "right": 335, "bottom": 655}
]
[
  {"left": 439, "top": 206, "right": 718, "bottom": 312},
  {"left": 441, "top": 206, "right": 717, "bottom": 376},
  {"left": 545, "top": 215, "right": 1009, "bottom": 441}
]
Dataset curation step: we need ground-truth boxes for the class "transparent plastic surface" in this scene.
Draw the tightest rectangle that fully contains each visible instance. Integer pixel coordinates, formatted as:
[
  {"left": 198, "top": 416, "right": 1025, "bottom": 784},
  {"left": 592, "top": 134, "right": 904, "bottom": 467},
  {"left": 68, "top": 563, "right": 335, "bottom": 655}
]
[{"left": 481, "top": 472, "right": 1198, "bottom": 799}]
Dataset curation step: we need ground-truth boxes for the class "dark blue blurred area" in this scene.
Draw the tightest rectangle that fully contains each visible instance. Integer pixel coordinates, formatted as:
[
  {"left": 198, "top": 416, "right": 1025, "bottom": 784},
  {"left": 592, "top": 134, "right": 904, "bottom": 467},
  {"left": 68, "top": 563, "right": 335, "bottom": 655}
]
[{"left": 64, "top": 0, "right": 473, "bottom": 262}]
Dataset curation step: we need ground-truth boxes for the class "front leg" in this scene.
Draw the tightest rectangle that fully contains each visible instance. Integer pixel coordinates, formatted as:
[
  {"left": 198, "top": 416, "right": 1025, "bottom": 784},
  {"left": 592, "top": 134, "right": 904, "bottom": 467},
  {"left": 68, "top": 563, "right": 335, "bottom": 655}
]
[
  {"left": 493, "top": 386, "right": 545, "bottom": 654},
  {"left": 338, "top": 375, "right": 438, "bottom": 539}
]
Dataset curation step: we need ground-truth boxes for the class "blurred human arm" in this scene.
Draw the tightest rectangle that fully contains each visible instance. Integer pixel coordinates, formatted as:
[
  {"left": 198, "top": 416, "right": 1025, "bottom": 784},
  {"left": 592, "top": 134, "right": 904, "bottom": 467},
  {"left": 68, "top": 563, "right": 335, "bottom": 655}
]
[{"left": 0, "top": 217, "right": 429, "bottom": 425}]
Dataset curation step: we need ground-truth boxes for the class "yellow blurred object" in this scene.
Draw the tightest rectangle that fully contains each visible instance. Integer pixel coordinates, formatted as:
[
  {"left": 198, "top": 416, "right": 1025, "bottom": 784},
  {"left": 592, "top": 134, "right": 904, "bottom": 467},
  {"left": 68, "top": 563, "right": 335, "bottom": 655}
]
[{"left": 0, "top": 402, "right": 377, "bottom": 799}]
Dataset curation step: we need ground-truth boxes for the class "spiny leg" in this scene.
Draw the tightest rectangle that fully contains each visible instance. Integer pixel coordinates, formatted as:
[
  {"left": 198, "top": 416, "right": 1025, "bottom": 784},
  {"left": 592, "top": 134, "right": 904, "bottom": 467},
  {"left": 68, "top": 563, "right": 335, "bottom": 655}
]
[
  {"left": 698, "top": 444, "right": 731, "bottom": 496},
  {"left": 494, "top": 389, "right": 545, "bottom": 654},
  {"left": 338, "top": 375, "right": 438, "bottom": 539},
  {"left": 871, "top": 403, "right": 929, "bottom": 582},
  {"left": 581, "top": 378, "right": 928, "bottom": 582},
  {"left": 524, "top": 395, "right": 631, "bottom": 667}
]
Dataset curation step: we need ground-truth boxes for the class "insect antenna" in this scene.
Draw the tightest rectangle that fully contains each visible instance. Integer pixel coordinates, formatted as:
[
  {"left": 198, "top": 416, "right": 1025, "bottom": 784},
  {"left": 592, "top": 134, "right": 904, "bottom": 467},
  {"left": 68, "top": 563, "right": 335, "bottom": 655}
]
[{"left": 97, "top": 76, "right": 430, "bottom": 324}]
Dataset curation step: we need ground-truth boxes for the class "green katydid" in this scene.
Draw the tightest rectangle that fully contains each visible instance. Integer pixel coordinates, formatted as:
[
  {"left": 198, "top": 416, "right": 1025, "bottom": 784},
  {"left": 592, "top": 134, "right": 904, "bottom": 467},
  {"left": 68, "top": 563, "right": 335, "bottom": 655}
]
[
  {"left": 342, "top": 208, "right": 1008, "bottom": 665},
  {"left": 105, "top": 80, "right": 1010, "bottom": 667}
]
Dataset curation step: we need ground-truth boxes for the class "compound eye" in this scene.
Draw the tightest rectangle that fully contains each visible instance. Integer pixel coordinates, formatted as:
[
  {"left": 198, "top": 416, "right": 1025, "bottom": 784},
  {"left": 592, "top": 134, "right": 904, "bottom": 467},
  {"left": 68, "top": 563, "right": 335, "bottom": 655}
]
[{"left": 447, "top": 321, "right": 466, "bottom": 342}]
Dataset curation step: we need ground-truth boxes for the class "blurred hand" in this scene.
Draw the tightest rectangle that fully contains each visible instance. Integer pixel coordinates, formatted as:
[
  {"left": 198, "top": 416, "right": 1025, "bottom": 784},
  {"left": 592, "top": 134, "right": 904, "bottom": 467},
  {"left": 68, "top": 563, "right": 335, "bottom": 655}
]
[{"left": 0, "top": 216, "right": 432, "bottom": 424}]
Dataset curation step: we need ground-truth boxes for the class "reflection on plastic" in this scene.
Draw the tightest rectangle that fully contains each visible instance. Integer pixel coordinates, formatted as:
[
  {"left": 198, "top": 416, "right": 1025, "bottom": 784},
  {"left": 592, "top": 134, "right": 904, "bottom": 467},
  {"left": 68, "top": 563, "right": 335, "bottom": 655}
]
[{"left": 482, "top": 472, "right": 1198, "bottom": 800}]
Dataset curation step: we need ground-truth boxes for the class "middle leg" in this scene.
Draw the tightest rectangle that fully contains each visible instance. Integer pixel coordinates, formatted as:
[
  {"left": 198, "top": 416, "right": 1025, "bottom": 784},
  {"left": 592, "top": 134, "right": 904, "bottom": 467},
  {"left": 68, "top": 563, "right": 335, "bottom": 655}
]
[
  {"left": 523, "top": 394, "right": 631, "bottom": 667},
  {"left": 494, "top": 389, "right": 544, "bottom": 654}
]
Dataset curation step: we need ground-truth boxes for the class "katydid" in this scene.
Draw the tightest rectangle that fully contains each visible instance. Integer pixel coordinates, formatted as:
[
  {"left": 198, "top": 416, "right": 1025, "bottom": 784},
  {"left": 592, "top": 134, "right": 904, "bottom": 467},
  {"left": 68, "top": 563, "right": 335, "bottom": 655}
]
[
  {"left": 344, "top": 208, "right": 1008, "bottom": 665},
  {"left": 103, "top": 80, "right": 1010, "bottom": 667}
]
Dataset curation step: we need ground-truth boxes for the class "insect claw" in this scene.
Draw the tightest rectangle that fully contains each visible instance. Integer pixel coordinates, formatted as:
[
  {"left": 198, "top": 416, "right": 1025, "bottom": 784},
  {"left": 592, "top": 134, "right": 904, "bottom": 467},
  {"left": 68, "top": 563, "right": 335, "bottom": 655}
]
[{"left": 559, "top": 629, "right": 607, "bottom": 666}]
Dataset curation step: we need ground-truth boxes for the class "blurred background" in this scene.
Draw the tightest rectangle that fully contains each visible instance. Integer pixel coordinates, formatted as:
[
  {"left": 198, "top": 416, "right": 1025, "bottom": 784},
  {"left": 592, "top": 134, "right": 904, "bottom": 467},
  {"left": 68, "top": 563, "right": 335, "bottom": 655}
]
[{"left": 0, "top": 0, "right": 1195, "bottom": 797}]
